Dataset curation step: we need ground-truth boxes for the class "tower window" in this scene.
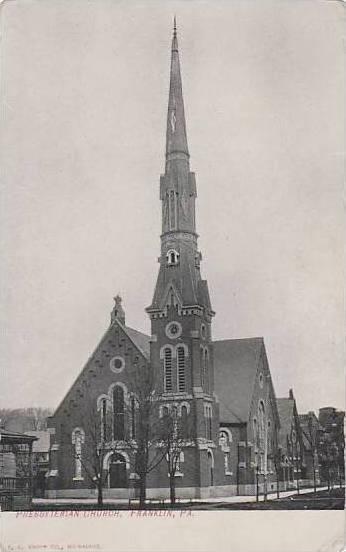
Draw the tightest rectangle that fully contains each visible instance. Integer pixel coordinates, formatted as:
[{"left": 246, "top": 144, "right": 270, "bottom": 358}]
[
  {"left": 181, "top": 405, "right": 189, "bottom": 438},
  {"left": 113, "top": 386, "right": 125, "bottom": 440},
  {"left": 204, "top": 404, "right": 212, "bottom": 440},
  {"left": 200, "top": 347, "right": 205, "bottom": 389},
  {"left": 177, "top": 346, "right": 186, "bottom": 392},
  {"left": 204, "top": 349, "right": 209, "bottom": 394},
  {"left": 164, "top": 347, "right": 173, "bottom": 392},
  {"left": 166, "top": 249, "right": 179, "bottom": 266}
]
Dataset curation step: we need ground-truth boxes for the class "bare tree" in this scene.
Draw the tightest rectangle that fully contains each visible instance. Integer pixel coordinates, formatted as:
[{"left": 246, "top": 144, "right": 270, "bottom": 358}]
[
  {"left": 159, "top": 406, "right": 187, "bottom": 506},
  {"left": 125, "top": 363, "right": 166, "bottom": 509}
]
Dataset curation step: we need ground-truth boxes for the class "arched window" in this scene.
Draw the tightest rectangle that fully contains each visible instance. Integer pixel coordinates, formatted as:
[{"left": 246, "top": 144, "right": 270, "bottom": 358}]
[
  {"left": 204, "top": 349, "right": 209, "bottom": 394},
  {"left": 113, "top": 386, "right": 125, "bottom": 440},
  {"left": 200, "top": 347, "right": 205, "bottom": 389},
  {"left": 164, "top": 347, "right": 173, "bottom": 392},
  {"left": 253, "top": 416, "right": 257, "bottom": 438},
  {"left": 166, "top": 249, "right": 179, "bottom": 266},
  {"left": 181, "top": 405, "right": 188, "bottom": 438},
  {"left": 258, "top": 401, "right": 265, "bottom": 448},
  {"left": 205, "top": 404, "right": 212, "bottom": 440},
  {"left": 101, "top": 398, "right": 107, "bottom": 442},
  {"left": 177, "top": 346, "right": 186, "bottom": 392},
  {"left": 219, "top": 428, "right": 232, "bottom": 450},
  {"left": 131, "top": 396, "right": 136, "bottom": 440},
  {"left": 71, "top": 428, "right": 85, "bottom": 480}
]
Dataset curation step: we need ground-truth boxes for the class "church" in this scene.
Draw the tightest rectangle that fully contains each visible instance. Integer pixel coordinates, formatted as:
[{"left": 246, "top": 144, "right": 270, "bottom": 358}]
[{"left": 47, "top": 23, "right": 282, "bottom": 500}]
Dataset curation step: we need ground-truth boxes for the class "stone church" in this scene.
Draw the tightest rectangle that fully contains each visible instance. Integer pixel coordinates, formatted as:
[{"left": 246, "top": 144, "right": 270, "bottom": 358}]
[{"left": 47, "top": 23, "right": 281, "bottom": 500}]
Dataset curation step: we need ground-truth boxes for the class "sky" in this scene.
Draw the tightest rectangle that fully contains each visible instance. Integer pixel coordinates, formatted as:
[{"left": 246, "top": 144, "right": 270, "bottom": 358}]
[{"left": 0, "top": 0, "right": 344, "bottom": 415}]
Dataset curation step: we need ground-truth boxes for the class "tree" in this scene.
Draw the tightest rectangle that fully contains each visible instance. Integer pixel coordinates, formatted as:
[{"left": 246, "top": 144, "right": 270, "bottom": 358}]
[
  {"left": 159, "top": 405, "right": 186, "bottom": 506},
  {"left": 71, "top": 387, "right": 116, "bottom": 507},
  {"left": 271, "top": 448, "right": 281, "bottom": 499},
  {"left": 125, "top": 362, "right": 167, "bottom": 509}
]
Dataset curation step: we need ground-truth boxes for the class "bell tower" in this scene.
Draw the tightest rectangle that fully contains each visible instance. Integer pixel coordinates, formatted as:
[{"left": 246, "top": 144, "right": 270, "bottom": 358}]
[{"left": 146, "top": 20, "right": 219, "bottom": 493}]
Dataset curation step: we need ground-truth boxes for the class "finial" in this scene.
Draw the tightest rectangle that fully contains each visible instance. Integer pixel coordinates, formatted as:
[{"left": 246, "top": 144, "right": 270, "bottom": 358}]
[
  {"left": 173, "top": 15, "right": 177, "bottom": 38},
  {"left": 111, "top": 294, "right": 125, "bottom": 325}
]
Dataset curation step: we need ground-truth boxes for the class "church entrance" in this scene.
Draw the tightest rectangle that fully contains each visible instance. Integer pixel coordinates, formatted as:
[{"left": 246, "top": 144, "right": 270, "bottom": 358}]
[{"left": 109, "top": 453, "right": 128, "bottom": 488}]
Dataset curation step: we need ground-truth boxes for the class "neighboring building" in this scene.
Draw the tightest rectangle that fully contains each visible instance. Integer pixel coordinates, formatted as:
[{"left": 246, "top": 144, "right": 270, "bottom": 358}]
[
  {"left": 214, "top": 338, "right": 280, "bottom": 496},
  {"left": 317, "top": 407, "right": 345, "bottom": 487},
  {"left": 25, "top": 431, "right": 50, "bottom": 497},
  {"left": 0, "top": 429, "right": 37, "bottom": 510},
  {"left": 276, "top": 390, "right": 306, "bottom": 490},
  {"left": 299, "top": 412, "right": 321, "bottom": 487}
]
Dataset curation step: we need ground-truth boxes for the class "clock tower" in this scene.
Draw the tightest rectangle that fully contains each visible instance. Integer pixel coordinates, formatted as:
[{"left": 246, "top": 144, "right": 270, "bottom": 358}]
[{"left": 146, "top": 20, "right": 219, "bottom": 493}]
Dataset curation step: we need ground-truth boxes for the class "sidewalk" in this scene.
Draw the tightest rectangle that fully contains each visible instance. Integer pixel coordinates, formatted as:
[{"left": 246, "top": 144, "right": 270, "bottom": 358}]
[{"left": 33, "top": 486, "right": 329, "bottom": 506}]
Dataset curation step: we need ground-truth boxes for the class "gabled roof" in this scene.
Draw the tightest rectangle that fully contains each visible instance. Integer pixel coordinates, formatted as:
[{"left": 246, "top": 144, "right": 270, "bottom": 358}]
[
  {"left": 213, "top": 337, "right": 264, "bottom": 424},
  {"left": 53, "top": 319, "right": 150, "bottom": 416}
]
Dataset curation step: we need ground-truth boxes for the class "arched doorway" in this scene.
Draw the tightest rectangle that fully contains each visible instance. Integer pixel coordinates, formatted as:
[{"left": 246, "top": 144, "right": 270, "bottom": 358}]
[
  {"left": 207, "top": 450, "right": 214, "bottom": 487},
  {"left": 109, "top": 453, "right": 128, "bottom": 488}
]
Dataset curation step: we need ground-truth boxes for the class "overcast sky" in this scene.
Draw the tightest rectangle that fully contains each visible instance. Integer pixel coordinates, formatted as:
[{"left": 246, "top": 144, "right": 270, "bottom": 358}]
[{"left": 0, "top": 1, "right": 344, "bottom": 415}]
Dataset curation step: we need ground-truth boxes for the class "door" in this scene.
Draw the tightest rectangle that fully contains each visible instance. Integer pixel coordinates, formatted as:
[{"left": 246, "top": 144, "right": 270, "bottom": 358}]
[{"left": 109, "top": 454, "right": 128, "bottom": 488}]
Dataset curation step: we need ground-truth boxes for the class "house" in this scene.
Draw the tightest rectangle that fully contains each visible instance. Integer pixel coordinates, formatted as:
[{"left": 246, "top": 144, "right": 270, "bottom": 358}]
[{"left": 0, "top": 429, "right": 37, "bottom": 510}]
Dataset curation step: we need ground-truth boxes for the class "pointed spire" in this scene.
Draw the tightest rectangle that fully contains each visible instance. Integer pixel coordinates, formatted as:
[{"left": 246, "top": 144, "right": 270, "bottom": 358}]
[{"left": 166, "top": 18, "right": 189, "bottom": 158}]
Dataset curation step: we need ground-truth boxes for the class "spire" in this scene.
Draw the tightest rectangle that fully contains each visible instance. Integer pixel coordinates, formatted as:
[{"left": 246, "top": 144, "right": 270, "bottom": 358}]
[{"left": 166, "top": 17, "right": 189, "bottom": 158}]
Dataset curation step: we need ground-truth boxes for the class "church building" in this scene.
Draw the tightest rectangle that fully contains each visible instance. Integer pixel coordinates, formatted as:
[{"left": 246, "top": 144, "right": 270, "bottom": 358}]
[{"left": 47, "top": 23, "right": 280, "bottom": 500}]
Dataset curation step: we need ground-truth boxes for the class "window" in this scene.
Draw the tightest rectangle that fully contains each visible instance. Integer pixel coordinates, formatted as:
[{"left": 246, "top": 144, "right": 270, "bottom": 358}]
[
  {"left": 101, "top": 398, "right": 107, "bottom": 442},
  {"left": 253, "top": 418, "right": 258, "bottom": 447},
  {"left": 177, "top": 346, "right": 186, "bottom": 392},
  {"left": 131, "top": 396, "right": 136, "bottom": 440},
  {"left": 169, "top": 191, "right": 176, "bottom": 230},
  {"left": 205, "top": 405, "right": 212, "bottom": 440},
  {"left": 176, "top": 451, "right": 184, "bottom": 474},
  {"left": 181, "top": 405, "right": 188, "bottom": 438},
  {"left": 258, "top": 401, "right": 265, "bottom": 447},
  {"left": 204, "top": 349, "right": 209, "bottom": 394},
  {"left": 166, "top": 249, "right": 179, "bottom": 265},
  {"left": 200, "top": 347, "right": 205, "bottom": 388},
  {"left": 164, "top": 348, "right": 173, "bottom": 392},
  {"left": 113, "top": 386, "right": 125, "bottom": 440},
  {"left": 72, "top": 428, "right": 85, "bottom": 480},
  {"left": 259, "top": 372, "right": 264, "bottom": 388},
  {"left": 224, "top": 453, "right": 231, "bottom": 475},
  {"left": 219, "top": 428, "right": 232, "bottom": 450},
  {"left": 110, "top": 356, "right": 125, "bottom": 374}
]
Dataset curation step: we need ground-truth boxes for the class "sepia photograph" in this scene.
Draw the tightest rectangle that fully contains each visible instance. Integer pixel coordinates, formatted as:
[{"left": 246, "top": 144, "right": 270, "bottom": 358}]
[{"left": 0, "top": 1, "right": 344, "bottom": 551}]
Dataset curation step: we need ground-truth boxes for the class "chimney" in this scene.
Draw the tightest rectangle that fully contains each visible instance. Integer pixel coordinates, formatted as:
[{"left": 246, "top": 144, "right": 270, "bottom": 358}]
[{"left": 289, "top": 389, "right": 294, "bottom": 400}]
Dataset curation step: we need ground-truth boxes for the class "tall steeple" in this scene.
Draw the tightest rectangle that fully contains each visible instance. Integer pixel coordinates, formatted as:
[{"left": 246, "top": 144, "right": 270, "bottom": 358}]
[
  {"left": 166, "top": 17, "right": 189, "bottom": 160},
  {"left": 147, "top": 21, "right": 213, "bottom": 317},
  {"left": 146, "top": 24, "right": 218, "bottom": 475}
]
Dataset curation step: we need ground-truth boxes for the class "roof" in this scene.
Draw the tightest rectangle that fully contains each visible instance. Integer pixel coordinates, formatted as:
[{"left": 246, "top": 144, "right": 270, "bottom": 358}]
[
  {"left": 123, "top": 325, "right": 150, "bottom": 359},
  {"left": 0, "top": 429, "right": 38, "bottom": 444},
  {"left": 213, "top": 337, "right": 264, "bottom": 424},
  {"left": 25, "top": 431, "right": 50, "bottom": 453}
]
